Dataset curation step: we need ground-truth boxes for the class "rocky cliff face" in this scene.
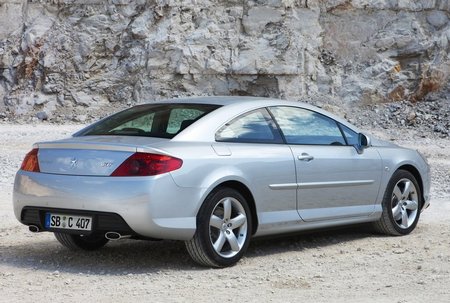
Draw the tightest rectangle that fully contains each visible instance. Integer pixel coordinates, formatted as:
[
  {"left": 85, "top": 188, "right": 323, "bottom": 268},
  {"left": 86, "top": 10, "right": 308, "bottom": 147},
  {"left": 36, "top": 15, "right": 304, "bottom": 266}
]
[{"left": 0, "top": 0, "right": 449, "bottom": 121}]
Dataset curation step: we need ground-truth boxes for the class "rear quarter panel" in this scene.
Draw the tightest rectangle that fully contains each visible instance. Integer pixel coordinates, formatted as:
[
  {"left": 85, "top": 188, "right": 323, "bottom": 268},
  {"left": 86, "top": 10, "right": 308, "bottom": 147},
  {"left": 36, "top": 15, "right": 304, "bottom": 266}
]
[{"left": 164, "top": 142, "right": 297, "bottom": 218}]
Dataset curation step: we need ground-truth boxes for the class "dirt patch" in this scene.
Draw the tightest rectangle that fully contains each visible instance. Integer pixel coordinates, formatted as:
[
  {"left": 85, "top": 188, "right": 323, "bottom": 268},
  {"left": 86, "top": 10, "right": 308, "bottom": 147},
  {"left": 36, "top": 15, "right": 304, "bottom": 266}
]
[{"left": 0, "top": 124, "right": 449, "bottom": 302}]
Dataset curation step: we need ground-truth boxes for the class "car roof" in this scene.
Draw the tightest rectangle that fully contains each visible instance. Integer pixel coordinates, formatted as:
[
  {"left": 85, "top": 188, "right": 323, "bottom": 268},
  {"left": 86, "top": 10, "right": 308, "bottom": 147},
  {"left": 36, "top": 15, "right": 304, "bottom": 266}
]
[
  {"left": 157, "top": 96, "right": 353, "bottom": 127},
  {"left": 153, "top": 96, "right": 300, "bottom": 106}
]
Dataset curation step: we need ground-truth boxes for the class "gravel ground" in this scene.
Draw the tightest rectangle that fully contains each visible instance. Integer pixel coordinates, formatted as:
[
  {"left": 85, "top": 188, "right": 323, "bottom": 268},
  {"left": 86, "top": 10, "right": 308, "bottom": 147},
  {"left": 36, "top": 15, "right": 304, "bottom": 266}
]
[{"left": 0, "top": 123, "right": 449, "bottom": 303}]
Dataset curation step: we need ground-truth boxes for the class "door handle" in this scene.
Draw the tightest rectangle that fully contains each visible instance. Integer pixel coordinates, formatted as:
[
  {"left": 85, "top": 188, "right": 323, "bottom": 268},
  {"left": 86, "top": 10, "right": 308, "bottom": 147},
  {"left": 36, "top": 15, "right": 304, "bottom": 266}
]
[{"left": 298, "top": 153, "right": 314, "bottom": 162}]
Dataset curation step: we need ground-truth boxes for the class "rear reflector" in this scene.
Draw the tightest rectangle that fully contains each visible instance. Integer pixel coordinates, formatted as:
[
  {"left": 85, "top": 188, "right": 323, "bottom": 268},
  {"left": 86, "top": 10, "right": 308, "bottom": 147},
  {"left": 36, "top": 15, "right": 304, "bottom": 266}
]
[
  {"left": 111, "top": 153, "right": 182, "bottom": 176},
  {"left": 21, "top": 148, "right": 40, "bottom": 172}
]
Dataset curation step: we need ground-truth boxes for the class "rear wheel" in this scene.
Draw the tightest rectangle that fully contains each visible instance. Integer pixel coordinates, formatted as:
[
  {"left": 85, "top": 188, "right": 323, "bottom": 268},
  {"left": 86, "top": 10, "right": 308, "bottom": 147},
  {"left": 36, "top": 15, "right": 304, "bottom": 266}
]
[
  {"left": 373, "top": 170, "right": 421, "bottom": 236},
  {"left": 54, "top": 232, "right": 109, "bottom": 251},
  {"left": 185, "top": 187, "right": 252, "bottom": 267}
]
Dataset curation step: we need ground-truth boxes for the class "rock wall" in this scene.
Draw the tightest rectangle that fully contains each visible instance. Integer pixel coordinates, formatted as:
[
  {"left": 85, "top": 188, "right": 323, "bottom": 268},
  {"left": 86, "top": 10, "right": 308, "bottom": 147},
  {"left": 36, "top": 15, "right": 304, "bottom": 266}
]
[{"left": 0, "top": 0, "right": 449, "bottom": 121}]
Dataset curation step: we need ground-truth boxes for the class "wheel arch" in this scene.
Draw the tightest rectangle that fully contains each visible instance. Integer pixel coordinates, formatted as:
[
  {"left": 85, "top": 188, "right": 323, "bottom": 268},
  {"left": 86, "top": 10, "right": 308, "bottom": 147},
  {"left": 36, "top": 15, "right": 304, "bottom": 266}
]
[
  {"left": 213, "top": 180, "right": 259, "bottom": 235},
  {"left": 396, "top": 164, "right": 425, "bottom": 210}
]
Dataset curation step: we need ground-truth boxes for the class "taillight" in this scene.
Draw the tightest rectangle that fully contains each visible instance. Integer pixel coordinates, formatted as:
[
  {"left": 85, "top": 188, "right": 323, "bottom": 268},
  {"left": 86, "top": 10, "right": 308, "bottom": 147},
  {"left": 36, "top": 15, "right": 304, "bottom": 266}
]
[
  {"left": 111, "top": 153, "right": 182, "bottom": 176},
  {"left": 21, "top": 148, "right": 40, "bottom": 172}
]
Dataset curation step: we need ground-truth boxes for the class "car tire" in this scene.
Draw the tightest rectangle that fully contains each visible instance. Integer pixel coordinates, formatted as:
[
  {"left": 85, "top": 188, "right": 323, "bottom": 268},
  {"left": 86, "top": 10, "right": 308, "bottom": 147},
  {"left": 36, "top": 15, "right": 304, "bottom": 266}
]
[
  {"left": 185, "top": 187, "right": 252, "bottom": 268},
  {"left": 373, "top": 170, "right": 422, "bottom": 236},
  {"left": 54, "top": 232, "right": 109, "bottom": 251}
]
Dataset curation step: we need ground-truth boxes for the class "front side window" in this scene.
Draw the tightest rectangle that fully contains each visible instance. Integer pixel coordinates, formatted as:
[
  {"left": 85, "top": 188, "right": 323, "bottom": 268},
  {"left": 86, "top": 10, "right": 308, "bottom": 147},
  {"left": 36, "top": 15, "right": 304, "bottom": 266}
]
[
  {"left": 269, "top": 106, "right": 346, "bottom": 145},
  {"left": 216, "top": 108, "right": 283, "bottom": 143},
  {"left": 76, "top": 103, "right": 220, "bottom": 138},
  {"left": 340, "top": 124, "right": 359, "bottom": 145}
]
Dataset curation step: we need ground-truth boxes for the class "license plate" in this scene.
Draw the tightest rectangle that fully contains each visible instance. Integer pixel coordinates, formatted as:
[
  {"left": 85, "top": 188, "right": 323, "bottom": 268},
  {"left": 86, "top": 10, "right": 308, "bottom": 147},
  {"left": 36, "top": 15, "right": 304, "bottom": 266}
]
[{"left": 45, "top": 213, "right": 92, "bottom": 231}]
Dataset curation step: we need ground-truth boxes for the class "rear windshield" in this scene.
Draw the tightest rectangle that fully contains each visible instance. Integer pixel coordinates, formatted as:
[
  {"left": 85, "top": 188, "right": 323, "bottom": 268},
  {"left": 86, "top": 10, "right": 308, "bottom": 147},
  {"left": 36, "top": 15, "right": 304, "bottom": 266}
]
[{"left": 75, "top": 103, "right": 220, "bottom": 138}]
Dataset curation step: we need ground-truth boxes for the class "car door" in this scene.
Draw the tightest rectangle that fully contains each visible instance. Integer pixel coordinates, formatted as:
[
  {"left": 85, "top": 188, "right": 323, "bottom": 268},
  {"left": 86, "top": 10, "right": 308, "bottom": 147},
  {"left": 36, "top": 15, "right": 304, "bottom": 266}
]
[
  {"left": 269, "top": 106, "right": 383, "bottom": 222},
  {"left": 215, "top": 108, "right": 301, "bottom": 232}
]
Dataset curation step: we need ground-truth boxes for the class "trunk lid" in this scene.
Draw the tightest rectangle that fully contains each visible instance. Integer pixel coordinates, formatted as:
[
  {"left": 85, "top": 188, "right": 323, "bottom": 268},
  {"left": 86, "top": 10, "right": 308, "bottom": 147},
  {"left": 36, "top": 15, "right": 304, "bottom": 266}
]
[{"left": 36, "top": 136, "right": 168, "bottom": 176}]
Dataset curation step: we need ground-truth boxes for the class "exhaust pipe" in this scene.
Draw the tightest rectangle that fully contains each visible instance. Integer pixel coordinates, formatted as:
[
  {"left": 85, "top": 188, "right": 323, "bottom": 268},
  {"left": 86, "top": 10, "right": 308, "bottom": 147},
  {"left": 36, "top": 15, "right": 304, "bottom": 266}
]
[
  {"left": 105, "top": 232, "right": 131, "bottom": 240},
  {"left": 29, "top": 225, "right": 40, "bottom": 233}
]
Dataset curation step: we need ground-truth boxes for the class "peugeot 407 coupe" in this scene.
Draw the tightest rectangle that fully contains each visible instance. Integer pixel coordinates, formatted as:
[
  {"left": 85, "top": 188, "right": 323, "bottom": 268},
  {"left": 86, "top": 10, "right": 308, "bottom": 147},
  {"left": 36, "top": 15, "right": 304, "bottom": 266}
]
[{"left": 13, "top": 97, "right": 431, "bottom": 267}]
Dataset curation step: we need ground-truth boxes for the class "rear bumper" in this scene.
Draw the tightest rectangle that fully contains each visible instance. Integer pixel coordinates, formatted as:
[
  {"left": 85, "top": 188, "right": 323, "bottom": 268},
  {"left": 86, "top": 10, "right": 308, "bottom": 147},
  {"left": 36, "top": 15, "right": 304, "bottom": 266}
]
[
  {"left": 20, "top": 207, "right": 137, "bottom": 236},
  {"left": 13, "top": 170, "right": 206, "bottom": 240}
]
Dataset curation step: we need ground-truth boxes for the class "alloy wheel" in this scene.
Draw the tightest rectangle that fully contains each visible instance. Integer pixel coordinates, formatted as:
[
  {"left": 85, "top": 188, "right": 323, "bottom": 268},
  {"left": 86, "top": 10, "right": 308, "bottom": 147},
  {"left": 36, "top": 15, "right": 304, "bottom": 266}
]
[
  {"left": 391, "top": 178, "right": 419, "bottom": 229},
  {"left": 209, "top": 197, "right": 248, "bottom": 258}
]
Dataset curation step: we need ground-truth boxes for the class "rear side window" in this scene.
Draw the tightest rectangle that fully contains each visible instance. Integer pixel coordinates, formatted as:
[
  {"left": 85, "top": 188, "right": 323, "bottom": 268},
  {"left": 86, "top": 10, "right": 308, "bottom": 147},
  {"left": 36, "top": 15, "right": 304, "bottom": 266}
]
[
  {"left": 167, "top": 108, "right": 205, "bottom": 135},
  {"left": 111, "top": 112, "right": 155, "bottom": 133},
  {"left": 76, "top": 103, "right": 220, "bottom": 138},
  {"left": 216, "top": 108, "right": 283, "bottom": 144}
]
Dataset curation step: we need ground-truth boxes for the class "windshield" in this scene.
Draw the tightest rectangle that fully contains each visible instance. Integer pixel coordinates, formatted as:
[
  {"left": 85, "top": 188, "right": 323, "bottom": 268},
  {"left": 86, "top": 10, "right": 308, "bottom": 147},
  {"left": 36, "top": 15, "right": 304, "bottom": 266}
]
[{"left": 75, "top": 103, "right": 220, "bottom": 138}]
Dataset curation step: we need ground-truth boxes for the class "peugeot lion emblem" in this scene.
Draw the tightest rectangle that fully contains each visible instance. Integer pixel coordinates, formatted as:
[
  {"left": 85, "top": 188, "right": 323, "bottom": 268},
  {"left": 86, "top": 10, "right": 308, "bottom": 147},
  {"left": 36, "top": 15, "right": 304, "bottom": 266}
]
[{"left": 70, "top": 158, "right": 78, "bottom": 168}]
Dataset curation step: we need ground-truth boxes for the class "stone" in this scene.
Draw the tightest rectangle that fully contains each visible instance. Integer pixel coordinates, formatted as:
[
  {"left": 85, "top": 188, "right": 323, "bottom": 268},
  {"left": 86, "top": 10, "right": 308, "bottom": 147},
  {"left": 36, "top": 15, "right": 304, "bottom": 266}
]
[
  {"left": 42, "top": 52, "right": 57, "bottom": 69},
  {"left": 242, "top": 7, "right": 283, "bottom": 35},
  {"left": 34, "top": 95, "right": 48, "bottom": 105},
  {"left": 426, "top": 11, "right": 449, "bottom": 29},
  {"left": 434, "top": 124, "right": 448, "bottom": 134},
  {"left": 0, "top": 1, "right": 447, "bottom": 120},
  {"left": 0, "top": 49, "right": 14, "bottom": 69},
  {"left": 407, "top": 111, "right": 416, "bottom": 122},
  {"left": 36, "top": 111, "right": 48, "bottom": 121},
  {"left": 0, "top": 2, "right": 24, "bottom": 39},
  {"left": 0, "top": 84, "right": 6, "bottom": 105},
  {"left": 130, "top": 11, "right": 154, "bottom": 39},
  {"left": 74, "top": 114, "right": 88, "bottom": 123},
  {"left": 21, "top": 5, "right": 56, "bottom": 51},
  {"left": 375, "top": 37, "right": 395, "bottom": 50},
  {"left": 57, "top": 93, "right": 65, "bottom": 105},
  {"left": 71, "top": 91, "right": 93, "bottom": 107}
]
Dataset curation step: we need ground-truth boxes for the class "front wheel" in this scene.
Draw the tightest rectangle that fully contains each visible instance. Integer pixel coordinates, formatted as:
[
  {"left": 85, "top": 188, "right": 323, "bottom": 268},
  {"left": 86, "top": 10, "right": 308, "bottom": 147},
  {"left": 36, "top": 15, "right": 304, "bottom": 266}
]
[
  {"left": 185, "top": 187, "right": 252, "bottom": 267},
  {"left": 373, "top": 170, "right": 422, "bottom": 236},
  {"left": 54, "top": 232, "right": 109, "bottom": 251}
]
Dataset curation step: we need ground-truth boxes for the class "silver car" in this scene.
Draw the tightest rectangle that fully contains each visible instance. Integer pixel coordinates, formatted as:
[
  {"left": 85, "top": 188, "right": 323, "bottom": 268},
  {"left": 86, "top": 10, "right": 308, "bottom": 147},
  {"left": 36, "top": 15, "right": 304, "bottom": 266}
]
[{"left": 13, "top": 97, "right": 431, "bottom": 267}]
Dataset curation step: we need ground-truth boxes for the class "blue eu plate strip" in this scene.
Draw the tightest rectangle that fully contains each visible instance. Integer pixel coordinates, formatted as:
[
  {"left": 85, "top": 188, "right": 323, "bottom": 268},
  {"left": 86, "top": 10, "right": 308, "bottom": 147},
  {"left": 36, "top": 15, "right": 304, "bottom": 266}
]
[{"left": 44, "top": 213, "right": 50, "bottom": 228}]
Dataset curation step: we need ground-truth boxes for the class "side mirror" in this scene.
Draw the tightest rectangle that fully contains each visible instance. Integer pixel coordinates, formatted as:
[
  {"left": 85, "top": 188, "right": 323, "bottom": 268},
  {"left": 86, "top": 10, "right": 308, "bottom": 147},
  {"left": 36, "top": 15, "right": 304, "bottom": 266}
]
[{"left": 354, "top": 133, "right": 371, "bottom": 154}]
